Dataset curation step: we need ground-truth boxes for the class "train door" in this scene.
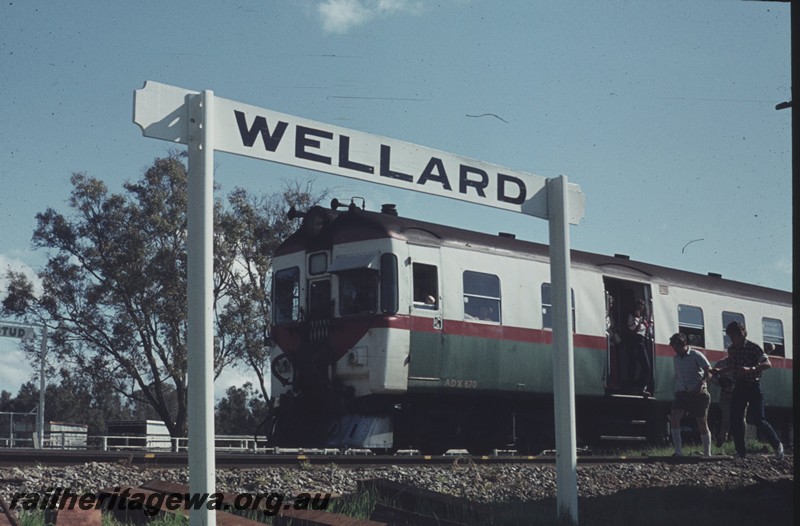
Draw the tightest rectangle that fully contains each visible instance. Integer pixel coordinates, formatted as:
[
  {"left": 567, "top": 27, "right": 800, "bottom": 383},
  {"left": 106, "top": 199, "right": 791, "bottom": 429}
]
[
  {"left": 406, "top": 244, "right": 444, "bottom": 384},
  {"left": 603, "top": 277, "right": 655, "bottom": 395},
  {"left": 307, "top": 251, "right": 332, "bottom": 323},
  {"left": 308, "top": 279, "right": 332, "bottom": 321}
]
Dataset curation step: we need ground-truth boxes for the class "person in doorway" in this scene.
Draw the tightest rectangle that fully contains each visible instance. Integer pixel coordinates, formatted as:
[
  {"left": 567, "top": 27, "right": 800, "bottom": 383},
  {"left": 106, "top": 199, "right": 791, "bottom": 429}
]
[
  {"left": 606, "top": 294, "right": 624, "bottom": 389},
  {"left": 626, "top": 299, "right": 653, "bottom": 395},
  {"left": 606, "top": 295, "right": 621, "bottom": 347},
  {"left": 719, "top": 321, "right": 784, "bottom": 460},
  {"left": 669, "top": 333, "right": 712, "bottom": 457}
]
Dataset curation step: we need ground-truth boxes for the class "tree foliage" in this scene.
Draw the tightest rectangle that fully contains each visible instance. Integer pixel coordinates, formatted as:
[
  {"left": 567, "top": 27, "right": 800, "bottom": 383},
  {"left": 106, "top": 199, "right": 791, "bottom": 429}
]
[
  {"left": 2, "top": 154, "right": 322, "bottom": 436},
  {"left": 0, "top": 370, "right": 133, "bottom": 436},
  {"left": 215, "top": 382, "right": 269, "bottom": 435}
]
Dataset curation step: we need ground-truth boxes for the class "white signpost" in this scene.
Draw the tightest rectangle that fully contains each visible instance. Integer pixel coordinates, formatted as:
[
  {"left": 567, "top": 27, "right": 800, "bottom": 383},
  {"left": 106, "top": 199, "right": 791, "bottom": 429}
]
[
  {"left": 1, "top": 321, "right": 47, "bottom": 449},
  {"left": 134, "top": 81, "right": 585, "bottom": 526}
]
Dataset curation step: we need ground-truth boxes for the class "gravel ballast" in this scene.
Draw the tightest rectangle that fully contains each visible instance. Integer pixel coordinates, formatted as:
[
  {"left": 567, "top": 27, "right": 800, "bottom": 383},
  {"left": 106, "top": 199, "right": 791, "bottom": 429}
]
[{"left": 0, "top": 454, "right": 792, "bottom": 504}]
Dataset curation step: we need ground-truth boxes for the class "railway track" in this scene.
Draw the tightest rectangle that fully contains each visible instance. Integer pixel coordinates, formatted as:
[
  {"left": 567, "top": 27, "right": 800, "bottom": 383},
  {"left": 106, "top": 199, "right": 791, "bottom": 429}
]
[
  {"left": 0, "top": 448, "right": 731, "bottom": 468},
  {"left": 1, "top": 450, "right": 791, "bottom": 525}
]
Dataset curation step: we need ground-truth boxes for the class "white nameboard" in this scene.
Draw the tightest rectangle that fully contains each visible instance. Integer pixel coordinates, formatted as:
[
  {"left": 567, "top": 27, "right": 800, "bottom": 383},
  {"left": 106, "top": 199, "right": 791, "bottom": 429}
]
[{"left": 134, "top": 81, "right": 584, "bottom": 224}]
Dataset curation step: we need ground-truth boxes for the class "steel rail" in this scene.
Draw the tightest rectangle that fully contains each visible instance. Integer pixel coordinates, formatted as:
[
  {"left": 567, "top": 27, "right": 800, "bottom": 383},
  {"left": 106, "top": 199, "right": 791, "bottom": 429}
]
[{"left": 0, "top": 448, "right": 740, "bottom": 469}]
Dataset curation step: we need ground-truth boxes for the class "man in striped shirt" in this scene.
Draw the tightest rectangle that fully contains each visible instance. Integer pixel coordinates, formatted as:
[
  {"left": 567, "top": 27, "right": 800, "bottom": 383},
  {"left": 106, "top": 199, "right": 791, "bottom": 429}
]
[{"left": 721, "top": 321, "right": 783, "bottom": 460}]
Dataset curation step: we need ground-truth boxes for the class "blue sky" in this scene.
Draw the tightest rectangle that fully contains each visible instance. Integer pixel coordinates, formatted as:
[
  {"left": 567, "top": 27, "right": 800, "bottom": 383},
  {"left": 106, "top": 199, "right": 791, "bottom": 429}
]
[{"left": 0, "top": 1, "right": 792, "bottom": 401}]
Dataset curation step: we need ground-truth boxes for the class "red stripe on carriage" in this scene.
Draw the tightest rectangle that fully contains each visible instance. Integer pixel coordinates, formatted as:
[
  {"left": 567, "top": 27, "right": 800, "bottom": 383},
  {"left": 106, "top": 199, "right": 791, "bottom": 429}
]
[{"left": 273, "top": 315, "right": 792, "bottom": 368}]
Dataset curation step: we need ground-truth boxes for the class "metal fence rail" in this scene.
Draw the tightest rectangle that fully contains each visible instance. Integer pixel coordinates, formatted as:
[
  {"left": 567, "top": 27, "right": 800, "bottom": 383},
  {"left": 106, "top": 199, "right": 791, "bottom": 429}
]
[{"left": 1, "top": 434, "right": 277, "bottom": 452}]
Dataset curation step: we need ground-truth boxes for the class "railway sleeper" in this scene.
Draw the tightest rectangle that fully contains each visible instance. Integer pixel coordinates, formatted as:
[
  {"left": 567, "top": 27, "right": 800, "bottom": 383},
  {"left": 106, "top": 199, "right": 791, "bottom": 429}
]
[
  {"left": 51, "top": 506, "right": 101, "bottom": 526},
  {"left": 0, "top": 496, "right": 18, "bottom": 526}
]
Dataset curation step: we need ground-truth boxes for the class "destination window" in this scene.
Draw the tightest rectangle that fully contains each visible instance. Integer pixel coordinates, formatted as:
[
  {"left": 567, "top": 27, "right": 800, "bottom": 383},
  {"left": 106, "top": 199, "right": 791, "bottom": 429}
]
[{"left": 308, "top": 252, "right": 328, "bottom": 275}]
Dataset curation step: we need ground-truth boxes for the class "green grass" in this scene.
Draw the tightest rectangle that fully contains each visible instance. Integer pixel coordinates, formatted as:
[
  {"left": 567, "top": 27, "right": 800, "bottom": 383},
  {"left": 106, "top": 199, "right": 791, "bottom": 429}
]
[
  {"left": 614, "top": 438, "right": 777, "bottom": 458},
  {"left": 325, "top": 486, "right": 379, "bottom": 520}
]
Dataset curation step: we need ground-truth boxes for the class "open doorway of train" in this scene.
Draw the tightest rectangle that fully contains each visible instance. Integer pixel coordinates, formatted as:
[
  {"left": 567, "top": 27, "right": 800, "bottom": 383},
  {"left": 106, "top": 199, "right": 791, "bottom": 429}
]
[{"left": 603, "top": 277, "right": 655, "bottom": 396}]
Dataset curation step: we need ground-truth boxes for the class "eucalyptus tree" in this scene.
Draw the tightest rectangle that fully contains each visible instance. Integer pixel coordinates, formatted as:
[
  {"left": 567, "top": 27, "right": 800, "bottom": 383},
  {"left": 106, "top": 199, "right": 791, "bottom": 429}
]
[{"left": 2, "top": 154, "right": 321, "bottom": 436}]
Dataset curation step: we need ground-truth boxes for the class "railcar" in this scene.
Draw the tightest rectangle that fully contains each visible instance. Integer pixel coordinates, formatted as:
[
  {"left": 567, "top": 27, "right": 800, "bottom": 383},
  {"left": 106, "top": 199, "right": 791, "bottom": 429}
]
[{"left": 268, "top": 202, "right": 792, "bottom": 454}]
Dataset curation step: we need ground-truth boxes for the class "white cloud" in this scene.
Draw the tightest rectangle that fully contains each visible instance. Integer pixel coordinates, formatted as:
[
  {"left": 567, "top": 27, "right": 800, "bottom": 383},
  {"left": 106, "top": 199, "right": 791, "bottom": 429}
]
[
  {"left": 0, "top": 344, "right": 34, "bottom": 396},
  {"left": 317, "top": 0, "right": 423, "bottom": 34},
  {"left": 0, "top": 253, "right": 41, "bottom": 296}
]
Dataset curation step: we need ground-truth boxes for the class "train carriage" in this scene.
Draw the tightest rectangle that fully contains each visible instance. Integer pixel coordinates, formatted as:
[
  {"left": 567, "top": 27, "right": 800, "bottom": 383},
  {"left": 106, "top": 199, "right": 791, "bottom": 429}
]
[{"left": 268, "top": 202, "right": 792, "bottom": 454}]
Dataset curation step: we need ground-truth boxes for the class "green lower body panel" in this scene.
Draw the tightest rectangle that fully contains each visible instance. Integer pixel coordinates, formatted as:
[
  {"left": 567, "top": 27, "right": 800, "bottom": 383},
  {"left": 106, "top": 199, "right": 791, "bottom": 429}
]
[{"left": 407, "top": 331, "right": 605, "bottom": 396}]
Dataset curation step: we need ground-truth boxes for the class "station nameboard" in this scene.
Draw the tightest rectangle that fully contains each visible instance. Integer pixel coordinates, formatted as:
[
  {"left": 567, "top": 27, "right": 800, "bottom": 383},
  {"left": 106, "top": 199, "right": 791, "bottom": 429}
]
[
  {"left": 134, "top": 81, "right": 584, "bottom": 224},
  {"left": 0, "top": 323, "right": 34, "bottom": 340}
]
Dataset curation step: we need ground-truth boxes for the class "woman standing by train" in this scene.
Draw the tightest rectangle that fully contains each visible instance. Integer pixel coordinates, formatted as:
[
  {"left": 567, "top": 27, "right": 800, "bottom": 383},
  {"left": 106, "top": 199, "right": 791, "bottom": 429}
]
[{"left": 627, "top": 299, "right": 653, "bottom": 396}]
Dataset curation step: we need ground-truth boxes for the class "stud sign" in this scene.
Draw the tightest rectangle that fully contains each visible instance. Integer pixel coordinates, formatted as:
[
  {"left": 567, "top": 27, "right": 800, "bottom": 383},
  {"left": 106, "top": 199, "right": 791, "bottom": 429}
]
[
  {"left": 0, "top": 323, "right": 35, "bottom": 340},
  {"left": 133, "top": 81, "right": 584, "bottom": 224}
]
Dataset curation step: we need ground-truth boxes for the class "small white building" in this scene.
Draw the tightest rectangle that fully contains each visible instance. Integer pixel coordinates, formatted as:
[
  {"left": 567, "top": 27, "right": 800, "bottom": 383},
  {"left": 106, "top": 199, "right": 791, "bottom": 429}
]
[
  {"left": 12, "top": 421, "right": 88, "bottom": 448},
  {"left": 105, "top": 420, "right": 171, "bottom": 450}
]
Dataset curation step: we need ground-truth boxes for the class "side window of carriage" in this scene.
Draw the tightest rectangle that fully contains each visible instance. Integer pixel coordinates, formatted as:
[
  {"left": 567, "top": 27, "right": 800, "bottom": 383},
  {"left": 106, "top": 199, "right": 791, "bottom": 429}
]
[
  {"left": 722, "top": 311, "right": 745, "bottom": 349},
  {"left": 541, "top": 283, "right": 576, "bottom": 331},
  {"left": 412, "top": 263, "right": 439, "bottom": 310},
  {"left": 762, "top": 317, "right": 785, "bottom": 357},
  {"left": 463, "top": 271, "right": 501, "bottom": 323},
  {"left": 677, "top": 304, "right": 705, "bottom": 348}
]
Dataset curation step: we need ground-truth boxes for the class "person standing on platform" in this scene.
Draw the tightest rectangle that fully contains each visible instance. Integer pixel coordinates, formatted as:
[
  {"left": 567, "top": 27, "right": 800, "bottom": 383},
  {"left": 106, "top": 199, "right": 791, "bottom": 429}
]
[
  {"left": 669, "top": 333, "right": 712, "bottom": 457},
  {"left": 720, "top": 321, "right": 784, "bottom": 460}
]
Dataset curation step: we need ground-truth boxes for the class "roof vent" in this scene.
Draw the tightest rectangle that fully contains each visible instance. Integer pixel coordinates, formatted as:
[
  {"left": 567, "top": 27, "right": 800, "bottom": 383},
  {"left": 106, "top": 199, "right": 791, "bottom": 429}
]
[
  {"left": 498, "top": 232, "right": 516, "bottom": 239},
  {"left": 614, "top": 253, "right": 630, "bottom": 260},
  {"left": 381, "top": 203, "right": 398, "bottom": 216},
  {"left": 708, "top": 272, "right": 722, "bottom": 279}
]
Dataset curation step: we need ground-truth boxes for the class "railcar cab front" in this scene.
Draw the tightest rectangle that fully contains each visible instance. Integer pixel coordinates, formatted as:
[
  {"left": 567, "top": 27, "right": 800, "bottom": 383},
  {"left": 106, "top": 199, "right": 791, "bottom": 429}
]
[{"left": 269, "top": 203, "right": 401, "bottom": 429}]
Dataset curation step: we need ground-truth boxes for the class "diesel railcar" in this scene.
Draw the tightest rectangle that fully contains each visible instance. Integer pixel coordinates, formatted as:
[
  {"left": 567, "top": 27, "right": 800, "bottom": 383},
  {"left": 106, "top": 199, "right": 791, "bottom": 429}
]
[{"left": 267, "top": 202, "right": 792, "bottom": 454}]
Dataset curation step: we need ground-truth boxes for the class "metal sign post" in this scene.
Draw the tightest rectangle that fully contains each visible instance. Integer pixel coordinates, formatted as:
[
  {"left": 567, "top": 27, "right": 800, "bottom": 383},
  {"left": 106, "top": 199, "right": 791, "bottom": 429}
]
[
  {"left": 185, "top": 91, "right": 217, "bottom": 525},
  {"left": 133, "top": 81, "right": 585, "bottom": 526},
  {"left": 548, "top": 176, "right": 578, "bottom": 525},
  {"left": 1, "top": 321, "right": 46, "bottom": 449}
]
